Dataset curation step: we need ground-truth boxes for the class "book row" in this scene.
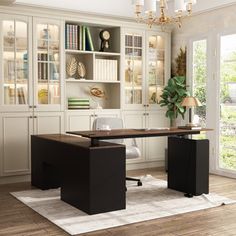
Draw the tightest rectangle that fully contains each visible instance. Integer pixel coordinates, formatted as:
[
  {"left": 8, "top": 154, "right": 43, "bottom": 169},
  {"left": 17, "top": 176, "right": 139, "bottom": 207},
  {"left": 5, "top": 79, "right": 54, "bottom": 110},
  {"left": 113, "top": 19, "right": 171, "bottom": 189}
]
[
  {"left": 94, "top": 59, "right": 118, "bottom": 81},
  {"left": 4, "top": 86, "right": 26, "bottom": 105},
  {"left": 65, "top": 24, "right": 94, "bottom": 51}
]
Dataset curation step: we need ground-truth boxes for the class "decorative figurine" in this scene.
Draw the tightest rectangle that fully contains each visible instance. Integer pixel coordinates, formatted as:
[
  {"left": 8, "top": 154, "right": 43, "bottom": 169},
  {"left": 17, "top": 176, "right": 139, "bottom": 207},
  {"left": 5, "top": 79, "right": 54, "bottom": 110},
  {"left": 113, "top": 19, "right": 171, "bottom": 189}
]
[{"left": 99, "top": 30, "right": 110, "bottom": 52}]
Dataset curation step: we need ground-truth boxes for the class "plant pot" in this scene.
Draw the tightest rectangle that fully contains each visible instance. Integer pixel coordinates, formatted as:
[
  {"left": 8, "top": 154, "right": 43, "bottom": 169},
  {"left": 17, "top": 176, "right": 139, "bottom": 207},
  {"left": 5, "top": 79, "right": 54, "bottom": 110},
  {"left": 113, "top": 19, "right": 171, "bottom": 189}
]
[{"left": 170, "top": 118, "right": 177, "bottom": 128}]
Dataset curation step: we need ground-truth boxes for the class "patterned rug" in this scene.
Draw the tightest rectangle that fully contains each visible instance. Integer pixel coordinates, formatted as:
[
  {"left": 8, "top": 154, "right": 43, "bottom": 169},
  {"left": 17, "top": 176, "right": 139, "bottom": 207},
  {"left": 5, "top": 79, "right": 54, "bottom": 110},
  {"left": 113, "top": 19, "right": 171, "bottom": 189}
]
[{"left": 11, "top": 175, "right": 236, "bottom": 235}]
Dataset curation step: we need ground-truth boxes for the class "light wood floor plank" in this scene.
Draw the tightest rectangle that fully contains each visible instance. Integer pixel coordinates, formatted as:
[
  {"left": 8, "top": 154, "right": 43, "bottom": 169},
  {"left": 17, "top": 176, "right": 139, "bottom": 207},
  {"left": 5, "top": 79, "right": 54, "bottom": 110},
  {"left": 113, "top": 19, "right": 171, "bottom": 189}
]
[{"left": 0, "top": 168, "right": 236, "bottom": 236}]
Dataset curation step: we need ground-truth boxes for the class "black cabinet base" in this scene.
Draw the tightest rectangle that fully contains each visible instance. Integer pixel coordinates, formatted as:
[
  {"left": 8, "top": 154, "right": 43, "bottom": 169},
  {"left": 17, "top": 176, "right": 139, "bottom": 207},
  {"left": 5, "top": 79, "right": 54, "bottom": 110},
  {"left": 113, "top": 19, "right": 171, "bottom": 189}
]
[{"left": 168, "top": 137, "right": 209, "bottom": 196}]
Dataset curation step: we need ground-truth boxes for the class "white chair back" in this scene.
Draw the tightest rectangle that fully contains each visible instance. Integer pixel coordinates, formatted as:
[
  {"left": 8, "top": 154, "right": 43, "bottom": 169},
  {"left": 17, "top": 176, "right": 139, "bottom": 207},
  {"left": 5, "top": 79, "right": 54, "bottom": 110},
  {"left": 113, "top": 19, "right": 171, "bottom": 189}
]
[{"left": 92, "top": 117, "right": 141, "bottom": 159}]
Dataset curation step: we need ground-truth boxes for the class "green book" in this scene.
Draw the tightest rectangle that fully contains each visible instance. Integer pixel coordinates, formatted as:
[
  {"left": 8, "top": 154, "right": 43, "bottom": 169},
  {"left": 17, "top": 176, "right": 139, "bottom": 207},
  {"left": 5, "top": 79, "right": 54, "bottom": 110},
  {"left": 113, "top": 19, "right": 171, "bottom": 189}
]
[
  {"left": 82, "top": 26, "right": 86, "bottom": 51},
  {"left": 85, "top": 26, "right": 94, "bottom": 51},
  {"left": 79, "top": 25, "right": 82, "bottom": 50}
]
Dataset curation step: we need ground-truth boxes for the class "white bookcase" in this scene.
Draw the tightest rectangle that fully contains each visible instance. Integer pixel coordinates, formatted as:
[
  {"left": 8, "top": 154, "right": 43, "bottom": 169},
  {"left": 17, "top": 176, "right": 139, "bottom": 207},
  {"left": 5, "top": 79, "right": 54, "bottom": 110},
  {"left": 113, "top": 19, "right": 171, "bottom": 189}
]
[{"left": 0, "top": 5, "right": 171, "bottom": 180}]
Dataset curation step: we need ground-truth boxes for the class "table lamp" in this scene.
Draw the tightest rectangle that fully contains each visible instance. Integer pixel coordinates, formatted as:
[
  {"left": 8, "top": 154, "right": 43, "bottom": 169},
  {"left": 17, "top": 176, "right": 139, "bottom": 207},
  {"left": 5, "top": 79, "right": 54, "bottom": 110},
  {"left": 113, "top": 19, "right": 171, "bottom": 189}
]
[{"left": 181, "top": 96, "right": 202, "bottom": 127}]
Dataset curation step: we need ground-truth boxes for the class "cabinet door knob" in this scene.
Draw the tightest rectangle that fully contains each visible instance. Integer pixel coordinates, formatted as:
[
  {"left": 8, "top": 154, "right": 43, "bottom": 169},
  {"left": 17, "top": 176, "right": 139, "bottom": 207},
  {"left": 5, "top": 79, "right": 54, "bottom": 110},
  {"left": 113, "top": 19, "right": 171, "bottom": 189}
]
[
  {"left": 147, "top": 104, "right": 149, "bottom": 107},
  {"left": 34, "top": 106, "right": 37, "bottom": 108},
  {"left": 29, "top": 106, "right": 33, "bottom": 108}
]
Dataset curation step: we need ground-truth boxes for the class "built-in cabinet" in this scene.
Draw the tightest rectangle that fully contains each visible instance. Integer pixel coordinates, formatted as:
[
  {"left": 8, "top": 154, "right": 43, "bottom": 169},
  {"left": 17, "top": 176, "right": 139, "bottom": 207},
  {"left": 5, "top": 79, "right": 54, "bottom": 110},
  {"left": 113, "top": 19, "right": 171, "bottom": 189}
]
[
  {"left": 123, "top": 28, "right": 170, "bottom": 110},
  {"left": 0, "top": 6, "right": 171, "bottom": 179},
  {"left": 0, "top": 112, "right": 63, "bottom": 176},
  {"left": 66, "top": 109, "right": 120, "bottom": 131},
  {"left": 0, "top": 14, "right": 64, "bottom": 177},
  {"left": 122, "top": 110, "right": 168, "bottom": 164},
  {"left": 122, "top": 28, "right": 170, "bottom": 163}
]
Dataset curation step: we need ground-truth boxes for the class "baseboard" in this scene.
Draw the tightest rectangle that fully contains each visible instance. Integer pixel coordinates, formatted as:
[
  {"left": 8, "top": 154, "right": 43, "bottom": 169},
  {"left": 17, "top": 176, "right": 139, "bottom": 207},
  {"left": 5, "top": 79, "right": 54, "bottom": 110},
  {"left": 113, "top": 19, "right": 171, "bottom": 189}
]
[
  {"left": 126, "top": 160, "right": 165, "bottom": 171},
  {"left": 0, "top": 162, "right": 165, "bottom": 185},
  {"left": 0, "top": 174, "right": 31, "bottom": 185}
]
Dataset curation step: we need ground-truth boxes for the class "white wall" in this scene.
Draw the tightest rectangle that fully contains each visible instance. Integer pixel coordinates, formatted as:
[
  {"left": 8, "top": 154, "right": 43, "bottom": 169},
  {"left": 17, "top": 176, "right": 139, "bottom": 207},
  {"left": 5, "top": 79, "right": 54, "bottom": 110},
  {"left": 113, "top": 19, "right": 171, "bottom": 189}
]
[
  {"left": 15, "top": 0, "right": 134, "bottom": 17},
  {"left": 172, "top": 4, "right": 236, "bottom": 62},
  {"left": 14, "top": 0, "right": 236, "bottom": 18}
]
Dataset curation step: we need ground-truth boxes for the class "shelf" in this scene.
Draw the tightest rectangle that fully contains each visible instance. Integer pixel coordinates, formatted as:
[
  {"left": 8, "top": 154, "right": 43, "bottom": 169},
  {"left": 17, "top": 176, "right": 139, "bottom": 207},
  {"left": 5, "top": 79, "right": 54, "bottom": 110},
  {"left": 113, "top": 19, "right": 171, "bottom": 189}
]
[
  {"left": 38, "top": 79, "right": 60, "bottom": 83},
  {"left": 125, "top": 86, "right": 142, "bottom": 90},
  {"left": 66, "top": 79, "right": 120, "bottom": 84},
  {"left": 4, "top": 79, "right": 28, "bottom": 85},
  {"left": 65, "top": 49, "right": 120, "bottom": 56}
]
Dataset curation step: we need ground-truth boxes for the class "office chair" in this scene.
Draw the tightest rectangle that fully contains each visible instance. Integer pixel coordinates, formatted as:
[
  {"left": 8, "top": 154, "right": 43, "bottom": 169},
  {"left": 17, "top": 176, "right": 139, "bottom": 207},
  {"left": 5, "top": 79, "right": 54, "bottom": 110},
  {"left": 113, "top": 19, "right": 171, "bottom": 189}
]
[{"left": 92, "top": 117, "right": 142, "bottom": 187}]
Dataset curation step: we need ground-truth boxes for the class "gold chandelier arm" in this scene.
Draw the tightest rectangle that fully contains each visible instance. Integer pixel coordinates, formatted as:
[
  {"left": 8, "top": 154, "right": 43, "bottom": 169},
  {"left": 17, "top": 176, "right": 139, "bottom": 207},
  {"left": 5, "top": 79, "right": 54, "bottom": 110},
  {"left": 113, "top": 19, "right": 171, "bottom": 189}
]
[{"left": 133, "top": 0, "right": 195, "bottom": 29}]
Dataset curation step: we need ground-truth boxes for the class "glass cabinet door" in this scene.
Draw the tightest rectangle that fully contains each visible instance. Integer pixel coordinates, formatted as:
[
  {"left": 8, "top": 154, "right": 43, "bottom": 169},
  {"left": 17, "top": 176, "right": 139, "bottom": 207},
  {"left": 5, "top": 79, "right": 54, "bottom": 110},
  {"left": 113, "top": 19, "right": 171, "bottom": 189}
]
[
  {"left": 124, "top": 32, "right": 143, "bottom": 107},
  {"left": 35, "top": 21, "right": 60, "bottom": 109},
  {"left": 2, "top": 19, "right": 29, "bottom": 107},
  {"left": 147, "top": 34, "right": 165, "bottom": 105}
]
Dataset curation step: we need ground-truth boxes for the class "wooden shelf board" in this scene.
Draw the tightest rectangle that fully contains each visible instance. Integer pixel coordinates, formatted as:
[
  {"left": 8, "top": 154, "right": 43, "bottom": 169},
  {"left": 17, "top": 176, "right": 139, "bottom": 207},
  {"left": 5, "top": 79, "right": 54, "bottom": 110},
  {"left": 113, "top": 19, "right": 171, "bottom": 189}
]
[
  {"left": 66, "top": 79, "right": 120, "bottom": 84},
  {"left": 65, "top": 49, "right": 120, "bottom": 56}
]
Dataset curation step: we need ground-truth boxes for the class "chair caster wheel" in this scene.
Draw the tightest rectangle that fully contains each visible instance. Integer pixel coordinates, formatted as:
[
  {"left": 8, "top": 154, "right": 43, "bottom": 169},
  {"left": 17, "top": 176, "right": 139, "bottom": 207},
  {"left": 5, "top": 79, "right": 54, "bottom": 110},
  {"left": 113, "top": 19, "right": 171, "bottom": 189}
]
[{"left": 137, "top": 181, "right": 142, "bottom": 186}]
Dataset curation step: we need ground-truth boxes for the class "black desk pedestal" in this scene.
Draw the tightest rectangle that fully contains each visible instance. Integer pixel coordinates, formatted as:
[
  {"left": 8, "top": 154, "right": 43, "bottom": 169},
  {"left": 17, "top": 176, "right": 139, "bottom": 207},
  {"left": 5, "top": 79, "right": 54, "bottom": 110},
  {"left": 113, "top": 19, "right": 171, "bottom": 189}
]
[
  {"left": 31, "top": 135, "right": 126, "bottom": 215},
  {"left": 168, "top": 137, "right": 209, "bottom": 196}
]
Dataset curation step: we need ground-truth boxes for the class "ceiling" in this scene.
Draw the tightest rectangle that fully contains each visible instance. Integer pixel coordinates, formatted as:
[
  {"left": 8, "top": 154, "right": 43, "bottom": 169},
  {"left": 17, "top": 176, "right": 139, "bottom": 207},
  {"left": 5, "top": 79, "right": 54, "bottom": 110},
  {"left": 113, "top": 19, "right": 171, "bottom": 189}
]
[{"left": 5, "top": 0, "right": 236, "bottom": 18}]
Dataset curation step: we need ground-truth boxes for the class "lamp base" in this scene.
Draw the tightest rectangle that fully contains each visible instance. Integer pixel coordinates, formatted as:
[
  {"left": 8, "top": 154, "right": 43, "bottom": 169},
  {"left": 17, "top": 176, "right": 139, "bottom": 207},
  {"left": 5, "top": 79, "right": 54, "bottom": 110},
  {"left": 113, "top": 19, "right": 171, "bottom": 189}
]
[{"left": 185, "top": 123, "right": 199, "bottom": 127}]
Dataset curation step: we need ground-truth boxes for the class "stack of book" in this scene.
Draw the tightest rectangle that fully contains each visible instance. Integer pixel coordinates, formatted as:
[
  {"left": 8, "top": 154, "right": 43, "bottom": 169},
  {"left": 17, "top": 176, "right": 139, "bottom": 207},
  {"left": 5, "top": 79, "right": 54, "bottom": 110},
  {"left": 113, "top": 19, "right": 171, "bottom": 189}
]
[
  {"left": 17, "top": 87, "right": 26, "bottom": 104},
  {"left": 38, "top": 53, "right": 48, "bottom": 80},
  {"left": 94, "top": 59, "right": 118, "bottom": 81},
  {"left": 68, "top": 98, "right": 90, "bottom": 109},
  {"left": 65, "top": 24, "right": 94, "bottom": 51}
]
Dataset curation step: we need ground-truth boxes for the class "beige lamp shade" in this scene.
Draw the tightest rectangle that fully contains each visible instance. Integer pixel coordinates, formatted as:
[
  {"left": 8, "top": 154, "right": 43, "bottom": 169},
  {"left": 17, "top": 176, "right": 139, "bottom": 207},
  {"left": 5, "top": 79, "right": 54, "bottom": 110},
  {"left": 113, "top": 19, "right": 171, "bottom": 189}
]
[{"left": 181, "top": 96, "right": 202, "bottom": 107}]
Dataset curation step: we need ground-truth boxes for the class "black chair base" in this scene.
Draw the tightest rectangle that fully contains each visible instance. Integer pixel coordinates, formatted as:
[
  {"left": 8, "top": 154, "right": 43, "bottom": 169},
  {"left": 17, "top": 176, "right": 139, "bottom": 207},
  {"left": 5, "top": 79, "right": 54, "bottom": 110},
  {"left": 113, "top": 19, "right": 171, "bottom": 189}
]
[{"left": 126, "top": 177, "right": 142, "bottom": 186}]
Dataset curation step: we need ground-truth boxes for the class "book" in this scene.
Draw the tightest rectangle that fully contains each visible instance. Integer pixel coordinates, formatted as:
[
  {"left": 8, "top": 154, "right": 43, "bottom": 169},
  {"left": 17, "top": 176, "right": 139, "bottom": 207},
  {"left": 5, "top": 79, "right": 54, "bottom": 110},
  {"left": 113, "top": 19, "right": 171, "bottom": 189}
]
[
  {"left": 178, "top": 126, "right": 202, "bottom": 130},
  {"left": 68, "top": 97, "right": 90, "bottom": 109},
  {"left": 17, "top": 87, "right": 26, "bottom": 104},
  {"left": 82, "top": 26, "right": 86, "bottom": 50},
  {"left": 79, "top": 25, "right": 82, "bottom": 50},
  {"left": 85, "top": 26, "right": 94, "bottom": 51}
]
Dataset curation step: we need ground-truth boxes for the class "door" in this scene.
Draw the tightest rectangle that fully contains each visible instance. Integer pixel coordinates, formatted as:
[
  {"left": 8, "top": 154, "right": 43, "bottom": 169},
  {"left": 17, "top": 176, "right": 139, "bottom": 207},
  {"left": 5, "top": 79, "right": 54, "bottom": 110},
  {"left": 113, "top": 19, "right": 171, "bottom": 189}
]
[
  {"left": 145, "top": 111, "right": 168, "bottom": 161},
  {"left": 0, "top": 14, "right": 32, "bottom": 112},
  {"left": 122, "top": 110, "right": 145, "bottom": 161},
  {"left": 66, "top": 110, "right": 94, "bottom": 131},
  {"left": 34, "top": 112, "right": 64, "bottom": 135},
  {"left": 146, "top": 31, "right": 170, "bottom": 109},
  {"left": 0, "top": 113, "right": 33, "bottom": 176},
  {"left": 123, "top": 29, "right": 145, "bottom": 110},
  {"left": 217, "top": 33, "right": 236, "bottom": 176},
  {"left": 33, "top": 18, "right": 63, "bottom": 112}
]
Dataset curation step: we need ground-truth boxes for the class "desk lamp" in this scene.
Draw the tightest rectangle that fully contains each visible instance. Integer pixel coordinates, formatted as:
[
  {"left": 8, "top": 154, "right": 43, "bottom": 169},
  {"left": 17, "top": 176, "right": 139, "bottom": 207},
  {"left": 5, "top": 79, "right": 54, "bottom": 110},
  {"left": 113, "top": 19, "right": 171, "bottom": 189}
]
[{"left": 181, "top": 96, "right": 202, "bottom": 127}]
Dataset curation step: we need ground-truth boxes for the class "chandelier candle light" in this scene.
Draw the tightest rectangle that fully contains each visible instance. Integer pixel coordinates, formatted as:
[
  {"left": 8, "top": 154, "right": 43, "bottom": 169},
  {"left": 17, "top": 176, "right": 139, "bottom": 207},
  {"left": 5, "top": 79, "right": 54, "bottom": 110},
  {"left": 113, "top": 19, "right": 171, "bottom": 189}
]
[{"left": 133, "top": 0, "right": 197, "bottom": 28}]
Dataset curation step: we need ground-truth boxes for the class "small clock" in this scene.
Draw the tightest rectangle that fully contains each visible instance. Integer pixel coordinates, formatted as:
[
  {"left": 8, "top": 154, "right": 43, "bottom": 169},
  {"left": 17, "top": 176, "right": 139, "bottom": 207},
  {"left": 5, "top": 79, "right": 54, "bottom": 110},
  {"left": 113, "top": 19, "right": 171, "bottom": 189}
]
[{"left": 99, "top": 30, "right": 110, "bottom": 52}]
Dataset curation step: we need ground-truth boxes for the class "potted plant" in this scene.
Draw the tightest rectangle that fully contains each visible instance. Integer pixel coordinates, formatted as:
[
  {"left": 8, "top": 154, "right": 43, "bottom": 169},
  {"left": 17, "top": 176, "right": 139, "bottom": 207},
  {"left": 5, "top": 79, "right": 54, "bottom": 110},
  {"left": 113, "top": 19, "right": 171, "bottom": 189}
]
[{"left": 159, "top": 76, "right": 189, "bottom": 127}]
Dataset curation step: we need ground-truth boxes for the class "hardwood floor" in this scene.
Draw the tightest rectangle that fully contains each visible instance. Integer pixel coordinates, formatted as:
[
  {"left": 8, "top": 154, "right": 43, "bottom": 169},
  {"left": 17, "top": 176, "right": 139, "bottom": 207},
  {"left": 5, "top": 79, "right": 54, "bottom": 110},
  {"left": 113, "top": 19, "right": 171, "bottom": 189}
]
[{"left": 0, "top": 168, "right": 236, "bottom": 236}]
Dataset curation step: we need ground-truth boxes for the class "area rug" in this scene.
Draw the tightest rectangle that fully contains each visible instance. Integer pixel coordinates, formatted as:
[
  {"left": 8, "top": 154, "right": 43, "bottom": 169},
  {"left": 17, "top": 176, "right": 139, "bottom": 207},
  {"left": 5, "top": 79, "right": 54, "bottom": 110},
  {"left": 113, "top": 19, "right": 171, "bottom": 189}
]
[{"left": 11, "top": 175, "right": 236, "bottom": 235}]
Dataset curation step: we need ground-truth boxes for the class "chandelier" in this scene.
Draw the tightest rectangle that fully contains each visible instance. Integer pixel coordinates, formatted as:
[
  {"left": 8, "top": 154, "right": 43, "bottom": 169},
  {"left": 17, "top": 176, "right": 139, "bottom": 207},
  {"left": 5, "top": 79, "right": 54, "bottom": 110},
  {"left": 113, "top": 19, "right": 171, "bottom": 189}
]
[{"left": 132, "top": 0, "right": 197, "bottom": 28}]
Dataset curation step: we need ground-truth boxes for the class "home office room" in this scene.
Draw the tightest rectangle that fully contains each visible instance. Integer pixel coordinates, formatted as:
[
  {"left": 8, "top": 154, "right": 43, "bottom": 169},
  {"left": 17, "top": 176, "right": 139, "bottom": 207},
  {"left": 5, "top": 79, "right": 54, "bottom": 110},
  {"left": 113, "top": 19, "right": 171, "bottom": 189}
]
[{"left": 0, "top": 0, "right": 236, "bottom": 235}]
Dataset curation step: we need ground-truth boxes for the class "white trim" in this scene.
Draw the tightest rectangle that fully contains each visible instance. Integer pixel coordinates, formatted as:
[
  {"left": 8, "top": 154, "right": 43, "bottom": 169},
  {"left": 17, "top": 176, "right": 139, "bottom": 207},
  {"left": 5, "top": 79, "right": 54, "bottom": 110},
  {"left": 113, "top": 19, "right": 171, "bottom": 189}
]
[
  {"left": 126, "top": 160, "right": 164, "bottom": 171},
  {"left": 0, "top": 174, "right": 30, "bottom": 185},
  {"left": 214, "top": 30, "right": 236, "bottom": 177}
]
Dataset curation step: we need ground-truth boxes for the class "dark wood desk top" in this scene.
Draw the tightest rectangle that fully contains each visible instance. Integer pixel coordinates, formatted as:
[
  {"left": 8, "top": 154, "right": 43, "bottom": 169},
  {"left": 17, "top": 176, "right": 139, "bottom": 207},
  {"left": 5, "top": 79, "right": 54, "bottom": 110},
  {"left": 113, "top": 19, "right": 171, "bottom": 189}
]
[
  {"left": 32, "top": 134, "right": 125, "bottom": 149},
  {"left": 67, "top": 128, "right": 212, "bottom": 140}
]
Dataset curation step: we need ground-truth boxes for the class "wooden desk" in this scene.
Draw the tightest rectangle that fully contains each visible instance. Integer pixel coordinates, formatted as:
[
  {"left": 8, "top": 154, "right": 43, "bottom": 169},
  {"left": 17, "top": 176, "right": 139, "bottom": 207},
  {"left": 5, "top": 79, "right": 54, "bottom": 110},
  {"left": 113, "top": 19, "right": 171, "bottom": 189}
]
[
  {"left": 67, "top": 128, "right": 211, "bottom": 197},
  {"left": 67, "top": 128, "right": 210, "bottom": 145},
  {"left": 31, "top": 129, "right": 211, "bottom": 215},
  {"left": 31, "top": 134, "right": 126, "bottom": 215}
]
